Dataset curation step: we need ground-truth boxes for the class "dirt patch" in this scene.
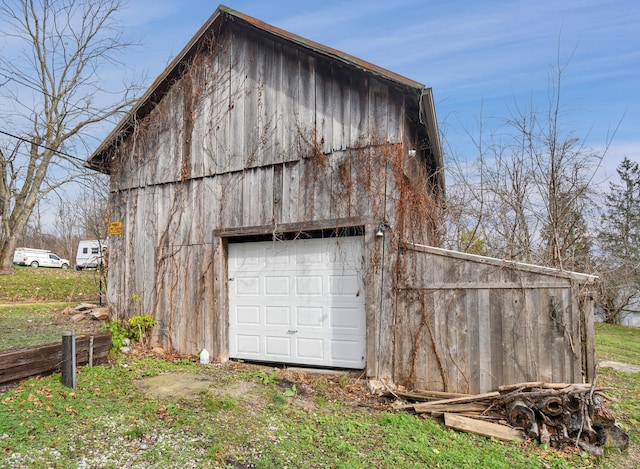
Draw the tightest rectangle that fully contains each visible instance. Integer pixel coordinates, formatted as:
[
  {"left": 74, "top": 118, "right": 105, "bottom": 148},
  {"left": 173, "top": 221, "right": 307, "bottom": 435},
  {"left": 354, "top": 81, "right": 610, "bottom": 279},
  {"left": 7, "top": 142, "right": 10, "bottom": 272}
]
[
  {"left": 599, "top": 361, "right": 640, "bottom": 374},
  {"left": 134, "top": 371, "right": 264, "bottom": 403},
  {"left": 134, "top": 373, "right": 215, "bottom": 400}
]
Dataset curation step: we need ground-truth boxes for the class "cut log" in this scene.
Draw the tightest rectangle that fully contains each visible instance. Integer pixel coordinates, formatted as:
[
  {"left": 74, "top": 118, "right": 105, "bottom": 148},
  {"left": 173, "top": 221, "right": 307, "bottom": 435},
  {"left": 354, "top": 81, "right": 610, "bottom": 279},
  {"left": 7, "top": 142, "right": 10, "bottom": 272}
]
[
  {"left": 539, "top": 396, "right": 563, "bottom": 416},
  {"left": 444, "top": 413, "right": 525, "bottom": 442},
  {"left": 507, "top": 399, "right": 538, "bottom": 439},
  {"left": 591, "top": 396, "right": 615, "bottom": 428}
]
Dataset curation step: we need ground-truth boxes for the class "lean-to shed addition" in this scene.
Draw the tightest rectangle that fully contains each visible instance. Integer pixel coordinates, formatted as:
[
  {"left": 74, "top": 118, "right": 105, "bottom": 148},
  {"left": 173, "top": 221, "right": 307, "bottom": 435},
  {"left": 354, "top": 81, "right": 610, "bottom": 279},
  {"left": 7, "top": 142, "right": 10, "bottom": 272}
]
[{"left": 88, "top": 5, "right": 595, "bottom": 392}]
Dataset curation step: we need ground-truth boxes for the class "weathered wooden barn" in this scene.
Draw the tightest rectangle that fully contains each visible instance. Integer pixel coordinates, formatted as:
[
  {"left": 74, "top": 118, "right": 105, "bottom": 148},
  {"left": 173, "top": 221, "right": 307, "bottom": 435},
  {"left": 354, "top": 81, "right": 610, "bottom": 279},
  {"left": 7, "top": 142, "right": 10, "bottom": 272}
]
[{"left": 87, "top": 5, "right": 596, "bottom": 393}]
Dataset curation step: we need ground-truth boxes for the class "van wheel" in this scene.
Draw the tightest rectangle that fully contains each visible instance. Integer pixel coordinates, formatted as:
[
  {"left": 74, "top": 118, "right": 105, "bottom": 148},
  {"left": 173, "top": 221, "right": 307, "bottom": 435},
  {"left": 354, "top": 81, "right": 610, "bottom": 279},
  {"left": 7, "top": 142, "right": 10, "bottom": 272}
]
[
  {"left": 30, "top": 261, "right": 39, "bottom": 268},
  {"left": 61, "top": 263, "right": 69, "bottom": 269}
]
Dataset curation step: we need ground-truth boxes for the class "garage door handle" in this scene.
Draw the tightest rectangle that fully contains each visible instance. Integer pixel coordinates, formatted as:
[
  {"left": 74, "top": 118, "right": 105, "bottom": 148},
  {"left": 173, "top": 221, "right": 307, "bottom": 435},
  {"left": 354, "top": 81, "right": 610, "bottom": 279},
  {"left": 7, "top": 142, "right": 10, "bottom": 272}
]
[{"left": 287, "top": 330, "right": 298, "bottom": 334}]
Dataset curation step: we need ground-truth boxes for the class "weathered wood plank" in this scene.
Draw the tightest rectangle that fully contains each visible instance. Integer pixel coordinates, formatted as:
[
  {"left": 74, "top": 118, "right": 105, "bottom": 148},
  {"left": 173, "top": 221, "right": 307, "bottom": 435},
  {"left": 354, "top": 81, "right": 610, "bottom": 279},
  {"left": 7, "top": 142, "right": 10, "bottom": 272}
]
[
  {"left": 212, "top": 237, "right": 228, "bottom": 362},
  {"left": 581, "top": 290, "right": 596, "bottom": 383},
  {"left": 316, "top": 63, "right": 334, "bottom": 154},
  {"left": 228, "top": 32, "right": 247, "bottom": 172},
  {"left": 467, "top": 289, "right": 481, "bottom": 394},
  {"left": 297, "top": 54, "right": 316, "bottom": 157},
  {"left": 212, "top": 34, "right": 232, "bottom": 174},
  {"left": 444, "top": 413, "right": 526, "bottom": 442},
  {"left": 275, "top": 44, "right": 296, "bottom": 163},
  {"left": 272, "top": 164, "right": 283, "bottom": 223},
  {"left": 281, "top": 161, "right": 300, "bottom": 224},
  {"left": 364, "top": 223, "right": 382, "bottom": 379},
  {"left": 243, "top": 36, "right": 261, "bottom": 168},
  {"left": 477, "top": 289, "right": 492, "bottom": 393},
  {"left": 0, "top": 333, "right": 112, "bottom": 385},
  {"left": 414, "top": 391, "right": 500, "bottom": 410},
  {"left": 214, "top": 216, "right": 369, "bottom": 239},
  {"left": 489, "top": 288, "right": 504, "bottom": 390}
]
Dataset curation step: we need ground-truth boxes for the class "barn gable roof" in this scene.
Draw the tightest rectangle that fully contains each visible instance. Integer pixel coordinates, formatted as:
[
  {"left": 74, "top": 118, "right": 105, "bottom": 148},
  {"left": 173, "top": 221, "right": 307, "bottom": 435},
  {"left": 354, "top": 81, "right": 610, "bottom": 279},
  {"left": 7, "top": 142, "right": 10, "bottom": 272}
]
[{"left": 86, "top": 4, "right": 442, "bottom": 180}]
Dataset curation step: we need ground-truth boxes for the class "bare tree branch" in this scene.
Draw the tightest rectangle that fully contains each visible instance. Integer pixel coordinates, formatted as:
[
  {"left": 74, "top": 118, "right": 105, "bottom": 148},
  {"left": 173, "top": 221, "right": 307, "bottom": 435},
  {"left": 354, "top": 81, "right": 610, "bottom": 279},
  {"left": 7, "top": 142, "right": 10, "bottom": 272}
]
[{"left": 0, "top": 0, "right": 139, "bottom": 273}]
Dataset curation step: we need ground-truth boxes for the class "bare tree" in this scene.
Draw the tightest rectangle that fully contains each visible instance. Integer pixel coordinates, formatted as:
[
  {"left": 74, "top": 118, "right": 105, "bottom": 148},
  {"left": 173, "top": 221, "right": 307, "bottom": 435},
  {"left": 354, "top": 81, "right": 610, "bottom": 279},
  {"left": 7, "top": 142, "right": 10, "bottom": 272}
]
[
  {"left": 0, "top": 0, "right": 137, "bottom": 273},
  {"left": 77, "top": 176, "right": 110, "bottom": 241},
  {"left": 445, "top": 60, "right": 605, "bottom": 271}
]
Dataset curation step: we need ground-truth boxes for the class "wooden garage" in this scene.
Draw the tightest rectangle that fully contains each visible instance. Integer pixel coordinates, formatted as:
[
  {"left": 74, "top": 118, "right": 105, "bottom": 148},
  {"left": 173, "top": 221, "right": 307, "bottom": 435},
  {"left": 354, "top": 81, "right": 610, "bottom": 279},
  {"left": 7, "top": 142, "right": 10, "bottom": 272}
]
[{"left": 87, "top": 5, "right": 595, "bottom": 392}]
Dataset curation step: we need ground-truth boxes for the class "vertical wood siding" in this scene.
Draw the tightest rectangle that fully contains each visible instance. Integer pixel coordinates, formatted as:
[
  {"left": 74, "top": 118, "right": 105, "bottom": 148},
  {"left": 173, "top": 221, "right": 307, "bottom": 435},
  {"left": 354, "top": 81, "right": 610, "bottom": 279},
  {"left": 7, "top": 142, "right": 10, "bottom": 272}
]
[
  {"left": 107, "top": 25, "right": 418, "bottom": 356},
  {"left": 393, "top": 246, "right": 594, "bottom": 393}
]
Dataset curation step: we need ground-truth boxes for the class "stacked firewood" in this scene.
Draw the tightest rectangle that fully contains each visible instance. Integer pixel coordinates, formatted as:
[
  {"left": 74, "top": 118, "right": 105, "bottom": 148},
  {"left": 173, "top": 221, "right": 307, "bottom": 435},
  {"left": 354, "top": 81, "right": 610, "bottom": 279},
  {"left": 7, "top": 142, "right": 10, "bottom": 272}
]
[{"left": 379, "top": 381, "right": 628, "bottom": 456}]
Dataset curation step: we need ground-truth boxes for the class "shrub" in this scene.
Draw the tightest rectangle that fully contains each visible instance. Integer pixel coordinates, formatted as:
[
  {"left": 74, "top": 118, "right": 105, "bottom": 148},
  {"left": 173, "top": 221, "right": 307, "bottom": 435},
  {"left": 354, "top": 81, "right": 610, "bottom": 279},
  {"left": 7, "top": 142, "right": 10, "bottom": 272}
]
[
  {"left": 99, "top": 320, "right": 128, "bottom": 352},
  {"left": 128, "top": 314, "right": 156, "bottom": 343}
]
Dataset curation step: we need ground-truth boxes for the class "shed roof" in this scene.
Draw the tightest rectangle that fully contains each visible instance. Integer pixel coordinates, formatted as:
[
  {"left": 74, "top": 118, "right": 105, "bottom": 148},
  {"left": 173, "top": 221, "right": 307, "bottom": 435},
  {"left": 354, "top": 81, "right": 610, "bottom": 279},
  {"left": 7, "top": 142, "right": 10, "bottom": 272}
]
[{"left": 86, "top": 5, "right": 442, "bottom": 175}]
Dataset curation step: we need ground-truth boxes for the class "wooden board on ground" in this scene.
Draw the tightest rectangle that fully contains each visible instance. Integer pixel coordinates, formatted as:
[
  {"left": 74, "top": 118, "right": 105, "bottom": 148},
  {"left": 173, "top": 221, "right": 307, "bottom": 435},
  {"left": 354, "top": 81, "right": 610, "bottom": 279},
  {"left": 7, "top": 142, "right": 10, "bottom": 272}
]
[{"left": 444, "top": 412, "right": 525, "bottom": 442}]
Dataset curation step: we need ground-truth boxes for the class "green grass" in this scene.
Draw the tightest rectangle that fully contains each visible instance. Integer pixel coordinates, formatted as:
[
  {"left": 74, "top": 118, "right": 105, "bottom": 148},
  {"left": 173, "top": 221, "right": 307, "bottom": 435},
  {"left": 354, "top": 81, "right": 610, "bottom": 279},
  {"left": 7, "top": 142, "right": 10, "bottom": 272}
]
[
  {"left": 0, "top": 266, "right": 103, "bottom": 303},
  {"left": 0, "top": 304, "right": 102, "bottom": 352},
  {"left": 594, "top": 323, "right": 640, "bottom": 468},
  {"left": 0, "top": 358, "right": 587, "bottom": 469},
  {"left": 595, "top": 322, "right": 640, "bottom": 364}
]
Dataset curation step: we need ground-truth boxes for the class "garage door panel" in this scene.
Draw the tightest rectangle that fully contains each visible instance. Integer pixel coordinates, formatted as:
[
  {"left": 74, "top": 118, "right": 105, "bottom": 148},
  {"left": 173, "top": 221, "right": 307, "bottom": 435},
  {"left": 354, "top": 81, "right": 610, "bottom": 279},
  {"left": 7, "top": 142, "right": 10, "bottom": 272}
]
[
  {"left": 234, "top": 306, "right": 260, "bottom": 326},
  {"left": 265, "top": 336, "right": 291, "bottom": 357},
  {"left": 264, "top": 244, "right": 292, "bottom": 265},
  {"left": 295, "top": 275, "right": 323, "bottom": 295},
  {"left": 297, "top": 337, "right": 324, "bottom": 360},
  {"left": 235, "top": 276, "right": 260, "bottom": 295},
  {"left": 329, "top": 307, "right": 364, "bottom": 331},
  {"left": 329, "top": 274, "right": 360, "bottom": 296},
  {"left": 235, "top": 335, "right": 261, "bottom": 355},
  {"left": 264, "top": 276, "right": 290, "bottom": 295},
  {"left": 229, "top": 237, "right": 365, "bottom": 369},
  {"left": 331, "top": 339, "right": 365, "bottom": 363},
  {"left": 231, "top": 245, "right": 262, "bottom": 267},
  {"left": 296, "top": 306, "right": 326, "bottom": 328},
  {"left": 296, "top": 244, "right": 324, "bottom": 265},
  {"left": 265, "top": 306, "right": 290, "bottom": 326}
]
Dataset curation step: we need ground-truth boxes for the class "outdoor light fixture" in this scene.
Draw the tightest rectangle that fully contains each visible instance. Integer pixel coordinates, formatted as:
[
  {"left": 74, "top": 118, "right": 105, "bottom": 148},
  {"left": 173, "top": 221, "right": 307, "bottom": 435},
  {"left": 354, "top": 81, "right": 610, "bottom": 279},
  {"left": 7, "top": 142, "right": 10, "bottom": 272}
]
[{"left": 376, "top": 222, "right": 390, "bottom": 238}]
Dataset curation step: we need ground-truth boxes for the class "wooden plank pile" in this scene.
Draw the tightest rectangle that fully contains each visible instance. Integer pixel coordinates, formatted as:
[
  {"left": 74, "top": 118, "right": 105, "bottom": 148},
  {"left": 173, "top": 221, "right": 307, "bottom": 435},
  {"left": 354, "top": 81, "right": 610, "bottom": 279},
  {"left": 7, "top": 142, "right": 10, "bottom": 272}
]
[{"left": 382, "top": 381, "right": 628, "bottom": 456}]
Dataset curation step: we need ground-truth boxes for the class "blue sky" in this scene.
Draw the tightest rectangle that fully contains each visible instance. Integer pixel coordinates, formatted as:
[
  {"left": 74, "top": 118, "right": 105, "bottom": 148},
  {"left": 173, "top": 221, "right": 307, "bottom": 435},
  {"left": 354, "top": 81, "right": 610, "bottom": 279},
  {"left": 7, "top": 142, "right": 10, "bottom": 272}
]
[{"left": 112, "top": 0, "right": 639, "bottom": 186}]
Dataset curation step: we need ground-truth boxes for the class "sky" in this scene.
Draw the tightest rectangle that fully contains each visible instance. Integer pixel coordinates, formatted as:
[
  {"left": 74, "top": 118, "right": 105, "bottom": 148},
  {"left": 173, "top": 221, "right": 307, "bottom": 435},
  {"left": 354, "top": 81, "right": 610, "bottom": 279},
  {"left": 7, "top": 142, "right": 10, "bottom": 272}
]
[
  {"left": 0, "top": 0, "right": 638, "bottom": 221},
  {"left": 109, "top": 0, "right": 639, "bottom": 187}
]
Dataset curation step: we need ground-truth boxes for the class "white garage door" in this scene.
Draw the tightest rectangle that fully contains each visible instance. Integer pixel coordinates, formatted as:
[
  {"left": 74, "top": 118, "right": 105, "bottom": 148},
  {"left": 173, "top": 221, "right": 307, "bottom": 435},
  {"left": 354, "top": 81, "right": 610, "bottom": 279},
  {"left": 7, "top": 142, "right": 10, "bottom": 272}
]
[{"left": 228, "top": 236, "right": 366, "bottom": 369}]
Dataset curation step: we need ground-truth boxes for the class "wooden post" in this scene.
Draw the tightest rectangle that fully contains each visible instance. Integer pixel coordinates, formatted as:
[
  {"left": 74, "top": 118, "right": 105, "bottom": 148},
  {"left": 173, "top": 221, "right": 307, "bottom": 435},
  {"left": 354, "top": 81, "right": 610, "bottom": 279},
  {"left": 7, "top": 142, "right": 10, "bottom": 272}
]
[
  {"left": 61, "top": 331, "right": 76, "bottom": 389},
  {"left": 88, "top": 335, "right": 94, "bottom": 367}
]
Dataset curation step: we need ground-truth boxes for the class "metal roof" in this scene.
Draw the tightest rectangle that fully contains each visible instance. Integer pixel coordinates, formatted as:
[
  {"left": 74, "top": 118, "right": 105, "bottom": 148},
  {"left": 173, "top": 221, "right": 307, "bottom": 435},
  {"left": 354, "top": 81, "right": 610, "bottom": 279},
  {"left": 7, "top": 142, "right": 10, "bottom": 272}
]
[{"left": 87, "top": 4, "right": 437, "bottom": 172}]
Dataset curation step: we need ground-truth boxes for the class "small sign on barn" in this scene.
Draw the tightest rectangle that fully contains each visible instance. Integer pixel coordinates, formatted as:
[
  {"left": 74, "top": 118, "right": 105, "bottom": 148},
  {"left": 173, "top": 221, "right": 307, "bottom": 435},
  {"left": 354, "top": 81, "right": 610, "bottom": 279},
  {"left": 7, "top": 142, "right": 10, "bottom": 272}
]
[{"left": 109, "top": 221, "right": 122, "bottom": 236}]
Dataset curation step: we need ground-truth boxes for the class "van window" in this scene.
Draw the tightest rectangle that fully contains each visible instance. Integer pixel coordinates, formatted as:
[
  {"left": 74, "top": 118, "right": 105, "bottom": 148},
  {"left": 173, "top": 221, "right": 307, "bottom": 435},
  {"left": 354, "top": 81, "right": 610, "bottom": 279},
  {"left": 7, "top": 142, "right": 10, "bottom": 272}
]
[
  {"left": 50, "top": 254, "right": 59, "bottom": 260},
  {"left": 91, "top": 247, "right": 99, "bottom": 254},
  {"left": 83, "top": 248, "right": 88, "bottom": 254}
]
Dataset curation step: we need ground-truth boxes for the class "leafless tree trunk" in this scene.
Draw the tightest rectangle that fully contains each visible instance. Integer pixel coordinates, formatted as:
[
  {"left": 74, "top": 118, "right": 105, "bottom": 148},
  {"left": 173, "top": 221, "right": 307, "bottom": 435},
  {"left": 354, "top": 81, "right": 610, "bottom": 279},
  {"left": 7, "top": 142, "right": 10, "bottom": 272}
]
[
  {"left": 0, "top": 0, "right": 138, "bottom": 274},
  {"left": 445, "top": 60, "right": 608, "bottom": 271}
]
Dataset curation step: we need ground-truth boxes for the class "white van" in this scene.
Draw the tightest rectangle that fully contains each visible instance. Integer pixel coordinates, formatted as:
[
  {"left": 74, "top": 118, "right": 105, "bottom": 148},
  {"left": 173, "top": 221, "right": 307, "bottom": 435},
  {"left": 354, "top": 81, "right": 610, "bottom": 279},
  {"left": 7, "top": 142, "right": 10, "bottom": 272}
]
[
  {"left": 13, "top": 248, "right": 70, "bottom": 269},
  {"left": 75, "top": 239, "right": 107, "bottom": 270}
]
